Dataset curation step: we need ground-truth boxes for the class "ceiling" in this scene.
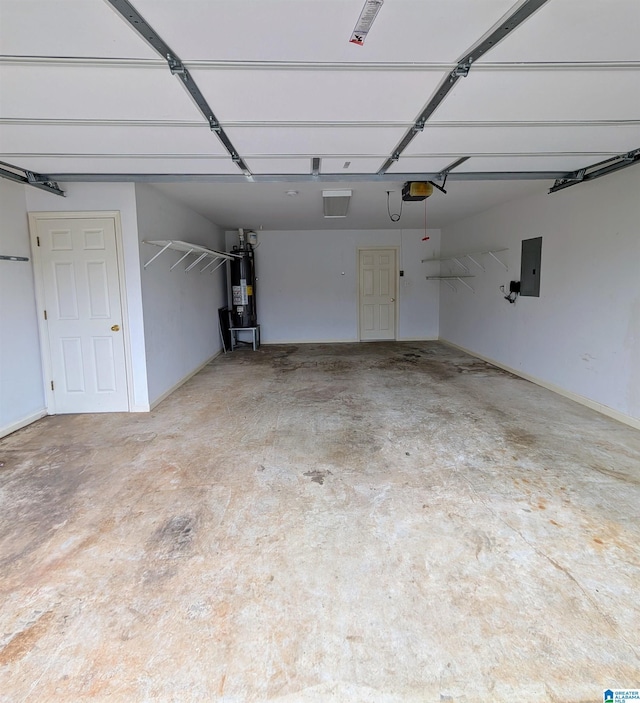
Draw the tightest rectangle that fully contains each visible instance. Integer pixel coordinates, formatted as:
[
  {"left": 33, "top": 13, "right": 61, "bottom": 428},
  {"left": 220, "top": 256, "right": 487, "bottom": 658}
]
[{"left": 1, "top": 0, "right": 639, "bottom": 230}]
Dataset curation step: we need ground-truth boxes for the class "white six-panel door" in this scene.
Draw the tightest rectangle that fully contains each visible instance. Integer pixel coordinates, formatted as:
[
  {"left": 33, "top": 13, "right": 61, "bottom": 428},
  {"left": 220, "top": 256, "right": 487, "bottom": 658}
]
[
  {"left": 359, "top": 248, "right": 397, "bottom": 341},
  {"left": 32, "top": 216, "right": 129, "bottom": 413}
]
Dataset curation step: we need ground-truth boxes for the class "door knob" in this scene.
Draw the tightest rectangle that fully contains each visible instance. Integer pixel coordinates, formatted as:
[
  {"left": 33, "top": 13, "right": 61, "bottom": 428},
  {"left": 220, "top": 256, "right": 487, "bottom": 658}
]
[
  {"left": 111, "top": 324, "right": 120, "bottom": 332},
  {"left": 391, "top": 298, "right": 395, "bottom": 302}
]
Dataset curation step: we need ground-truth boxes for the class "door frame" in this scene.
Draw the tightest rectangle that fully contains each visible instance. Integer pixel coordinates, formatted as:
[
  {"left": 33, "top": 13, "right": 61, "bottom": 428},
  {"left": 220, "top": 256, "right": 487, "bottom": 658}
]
[
  {"left": 356, "top": 246, "right": 399, "bottom": 342},
  {"left": 28, "top": 211, "right": 133, "bottom": 414}
]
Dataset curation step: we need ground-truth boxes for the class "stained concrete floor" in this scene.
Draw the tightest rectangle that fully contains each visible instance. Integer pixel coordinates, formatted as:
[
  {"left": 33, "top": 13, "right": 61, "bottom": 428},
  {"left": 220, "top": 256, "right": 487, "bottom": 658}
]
[{"left": 1, "top": 342, "right": 639, "bottom": 702}]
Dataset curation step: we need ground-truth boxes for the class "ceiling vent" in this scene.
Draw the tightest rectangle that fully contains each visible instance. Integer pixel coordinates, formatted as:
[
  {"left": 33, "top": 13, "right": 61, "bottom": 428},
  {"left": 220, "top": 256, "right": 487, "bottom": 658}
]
[{"left": 322, "top": 190, "right": 352, "bottom": 218}]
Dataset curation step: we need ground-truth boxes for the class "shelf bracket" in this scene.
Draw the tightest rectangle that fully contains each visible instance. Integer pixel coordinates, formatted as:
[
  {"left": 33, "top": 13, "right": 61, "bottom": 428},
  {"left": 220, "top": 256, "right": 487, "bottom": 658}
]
[
  {"left": 143, "top": 241, "right": 173, "bottom": 268},
  {"left": 143, "top": 240, "right": 239, "bottom": 275},
  {"left": 200, "top": 256, "right": 221, "bottom": 272},
  {"left": 487, "top": 251, "right": 508, "bottom": 271},
  {"left": 426, "top": 275, "right": 475, "bottom": 292},
  {"left": 169, "top": 250, "right": 194, "bottom": 270},
  {"left": 451, "top": 257, "right": 470, "bottom": 273},
  {"left": 209, "top": 259, "right": 228, "bottom": 274},
  {"left": 466, "top": 255, "right": 485, "bottom": 271},
  {"left": 185, "top": 253, "right": 209, "bottom": 272},
  {"left": 456, "top": 277, "right": 475, "bottom": 292}
]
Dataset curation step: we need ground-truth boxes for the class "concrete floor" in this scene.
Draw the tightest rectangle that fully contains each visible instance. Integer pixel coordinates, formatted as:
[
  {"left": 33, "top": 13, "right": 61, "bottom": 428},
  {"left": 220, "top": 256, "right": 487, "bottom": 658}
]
[{"left": 1, "top": 342, "right": 639, "bottom": 702}]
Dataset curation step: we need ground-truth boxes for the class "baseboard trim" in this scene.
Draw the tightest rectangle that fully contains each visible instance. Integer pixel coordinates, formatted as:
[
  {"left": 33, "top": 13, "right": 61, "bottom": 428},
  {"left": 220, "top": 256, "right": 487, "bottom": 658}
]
[
  {"left": 262, "top": 339, "right": 357, "bottom": 345},
  {"left": 149, "top": 350, "right": 222, "bottom": 411},
  {"left": 0, "top": 409, "right": 47, "bottom": 439},
  {"left": 397, "top": 337, "right": 439, "bottom": 342},
  {"left": 440, "top": 338, "right": 640, "bottom": 431},
  {"left": 262, "top": 337, "right": 439, "bottom": 345}
]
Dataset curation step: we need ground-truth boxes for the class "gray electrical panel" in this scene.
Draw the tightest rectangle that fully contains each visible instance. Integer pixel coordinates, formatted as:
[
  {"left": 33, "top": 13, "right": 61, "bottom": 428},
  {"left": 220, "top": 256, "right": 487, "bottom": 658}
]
[{"left": 520, "top": 237, "right": 542, "bottom": 297}]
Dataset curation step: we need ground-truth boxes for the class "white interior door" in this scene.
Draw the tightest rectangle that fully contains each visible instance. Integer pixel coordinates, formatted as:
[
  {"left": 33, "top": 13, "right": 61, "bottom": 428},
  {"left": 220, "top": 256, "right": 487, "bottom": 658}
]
[
  {"left": 34, "top": 216, "right": 129, "bottom": 413},
  {"left": 359, "top": 248, "right": 397, "bottom": 341}
]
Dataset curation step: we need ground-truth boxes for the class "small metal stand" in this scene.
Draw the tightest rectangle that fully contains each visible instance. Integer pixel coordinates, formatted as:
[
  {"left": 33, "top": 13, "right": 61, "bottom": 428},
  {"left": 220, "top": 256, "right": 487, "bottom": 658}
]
[{"left": 230, "top": 325, "right": 261, "bottom": 351}]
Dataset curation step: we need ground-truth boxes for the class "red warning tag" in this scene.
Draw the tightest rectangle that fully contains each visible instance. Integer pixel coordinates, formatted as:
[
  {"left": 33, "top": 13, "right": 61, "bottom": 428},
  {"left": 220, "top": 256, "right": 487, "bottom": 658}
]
[{"left": 349, "top": 0, "right": 384, "bottom": 46}]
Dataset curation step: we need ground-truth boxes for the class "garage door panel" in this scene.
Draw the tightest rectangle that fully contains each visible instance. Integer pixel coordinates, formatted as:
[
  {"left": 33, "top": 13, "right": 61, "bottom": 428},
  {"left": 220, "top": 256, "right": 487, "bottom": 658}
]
[
  {"left": 192, "top": 69, "right": 446, "bottom": 122},
  {"left": 226, "top": 126, "right": 406, "bottom": 157},
  {"left": 0, "top": 66, "right": 201, "bottom": 121},
  {"left": 433, "top": 70, "right": 640, "bottom": 122},
  {"left": 134, "top": 0, "right": 516, "bottom": 63},
  {"left": 0, "top": 124, "right": 228, "bottom": 156},
  {"left": 405, "top": 124, "right": 640, "bottom": 157}
]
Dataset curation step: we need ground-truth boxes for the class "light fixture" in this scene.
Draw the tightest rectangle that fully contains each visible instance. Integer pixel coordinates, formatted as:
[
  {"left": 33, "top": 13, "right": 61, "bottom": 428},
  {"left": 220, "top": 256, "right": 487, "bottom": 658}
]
[
  {"left": 322, "top": 190, "right": 352, "bottom": 218},
  {"left": 285, "top": 190, "right": 299, "bottom": 196}
]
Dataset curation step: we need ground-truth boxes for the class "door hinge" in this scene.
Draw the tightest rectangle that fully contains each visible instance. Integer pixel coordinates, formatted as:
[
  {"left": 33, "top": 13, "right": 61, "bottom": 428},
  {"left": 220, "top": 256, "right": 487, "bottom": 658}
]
[
  {"left": 44, "top": 310, "right": 47, "bottom": 320},
  {"left": 50, "top": 381, "right": 54, "bottom": 391},
  {"left": 37, "top": 236, "right": 40, "bottom": 247}
]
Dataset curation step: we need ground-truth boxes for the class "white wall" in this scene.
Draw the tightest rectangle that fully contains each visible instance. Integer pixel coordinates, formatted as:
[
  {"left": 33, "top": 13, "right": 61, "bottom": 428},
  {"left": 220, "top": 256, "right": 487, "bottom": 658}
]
[
  {"left": 136, "top": 184, "right": 226, "bottom": 406},
  {"left": 0, "top": 179, "right": 46, "bottom": 436},
  {"left": 25, "top": 182, "right": 149, "bottom": 410},
  {"left": 227, "top": 228, "right": 441, "bottom": 343},
  {"left": 439, "top": 167, "right": 640, "bottom": 425}
]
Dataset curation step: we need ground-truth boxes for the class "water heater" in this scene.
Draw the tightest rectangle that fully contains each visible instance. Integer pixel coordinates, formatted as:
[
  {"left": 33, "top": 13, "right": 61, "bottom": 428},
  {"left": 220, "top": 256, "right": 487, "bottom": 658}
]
[{"left": 230, "top": 229, "right": 257, "bottom": 328}]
